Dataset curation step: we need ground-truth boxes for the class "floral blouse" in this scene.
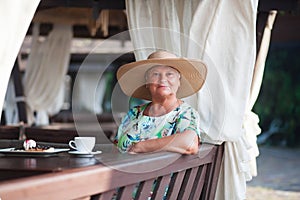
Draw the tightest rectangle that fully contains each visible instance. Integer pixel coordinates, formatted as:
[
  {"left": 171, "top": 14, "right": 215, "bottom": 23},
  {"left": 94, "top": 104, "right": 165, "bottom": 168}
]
[{"left": 114, "top": 102, "right": 200, "bottom": 153}]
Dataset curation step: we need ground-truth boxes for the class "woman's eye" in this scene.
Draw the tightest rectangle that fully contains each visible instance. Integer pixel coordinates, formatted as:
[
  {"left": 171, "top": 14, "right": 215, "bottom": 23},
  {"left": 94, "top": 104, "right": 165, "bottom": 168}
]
[
  {"left": 166, "top": 72, "right": 174, "bottom": 77},
  {"left": 151, "top": 72, "right": 160, "bottom": 77}
]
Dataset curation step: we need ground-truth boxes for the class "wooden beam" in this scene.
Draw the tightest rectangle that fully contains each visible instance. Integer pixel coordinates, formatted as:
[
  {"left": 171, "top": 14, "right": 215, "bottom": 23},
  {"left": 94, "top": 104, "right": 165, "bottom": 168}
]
[
  {"left": 257, "top": 12, "right": 300, "bottom": 43},
  {"left": 258, "top": 0, "right": 299, "bottom": 12},
  {"left": 38, "top": 0, "right": 126, "bottom": 10},
  {"left": 39, "top": 0, "right": 300, "bottom": 12},
  {"left": 31, "top": 0, "right": 300, "bottom": 43},
  {"left": 271, "top": 13, "right": 300, "bottom": 43}
]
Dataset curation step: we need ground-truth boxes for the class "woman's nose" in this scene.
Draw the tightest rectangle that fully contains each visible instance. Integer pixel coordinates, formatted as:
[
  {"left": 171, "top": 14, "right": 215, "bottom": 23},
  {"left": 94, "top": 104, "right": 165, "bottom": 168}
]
[{"left": 159, "top": 74, "right": 167, "bottom": 82}]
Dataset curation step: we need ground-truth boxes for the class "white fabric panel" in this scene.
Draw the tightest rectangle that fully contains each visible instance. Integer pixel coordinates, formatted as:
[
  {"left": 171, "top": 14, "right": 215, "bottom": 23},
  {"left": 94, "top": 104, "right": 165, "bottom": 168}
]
[
  {"left": 0, "top": 0, "right": 40, "bottom": 122},
  {"left": 24, "top": 24, "right": 72, "bottom": 125},
  {"left": 241, "top": 10, "right": 278, "bottom": 181},
  {"left": 4, "top": 78, "right": 19, "bottom": 124},
  {"left": 126, "top": 0, "right": 259, "bottom": 199},
  {"left": 190, "top": 0, "right": 258, "bottom": 142},
  {"left": 72, "top": 72, "right": 107, "bottom": 114}
]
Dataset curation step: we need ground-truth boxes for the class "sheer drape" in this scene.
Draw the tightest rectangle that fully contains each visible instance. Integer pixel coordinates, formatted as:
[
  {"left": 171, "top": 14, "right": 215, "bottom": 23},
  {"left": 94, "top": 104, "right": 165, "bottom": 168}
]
[
  {"left": 72, "top": 72, "right": 107, "bottom": 114},
  {"left": 0, "top": 0, "right": 40, "bottom": 122},
  {"left": 24, "top": 23, "right": 72, "bottom": 125},
  {"left": 126, "top": 0, "right": 260, "bottom": 199},
  {"left": 4, "top": 79, "right": 18, "bottom": 124}
]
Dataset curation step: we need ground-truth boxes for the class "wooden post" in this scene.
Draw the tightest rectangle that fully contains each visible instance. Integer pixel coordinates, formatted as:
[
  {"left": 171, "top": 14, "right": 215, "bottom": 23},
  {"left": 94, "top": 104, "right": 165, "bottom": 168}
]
[{"left": 12, "top": 58, "right": 27, "bottom": 123}]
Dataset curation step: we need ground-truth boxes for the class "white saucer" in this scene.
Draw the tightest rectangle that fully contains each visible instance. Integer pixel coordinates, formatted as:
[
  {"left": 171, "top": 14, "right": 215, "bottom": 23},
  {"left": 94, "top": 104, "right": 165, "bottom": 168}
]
[{"left": 68, "top": 150, "right": 102, "bottom": 157}]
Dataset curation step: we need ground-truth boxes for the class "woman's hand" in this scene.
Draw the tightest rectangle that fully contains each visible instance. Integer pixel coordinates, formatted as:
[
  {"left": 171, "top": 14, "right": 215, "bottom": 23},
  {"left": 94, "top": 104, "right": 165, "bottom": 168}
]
[{"left": 128, "top": 143, "right": 139, "bottom": 154}]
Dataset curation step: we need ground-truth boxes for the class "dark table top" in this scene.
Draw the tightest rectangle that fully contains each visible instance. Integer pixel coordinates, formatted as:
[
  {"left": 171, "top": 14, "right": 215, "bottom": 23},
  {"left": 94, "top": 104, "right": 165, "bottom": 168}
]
[
  {"left": 0, "top": 153, "right": 100, "bottom": 172},
  {"left": 0, "top": 139, "right": 215, "bottom": 182},
  {"left": 0, "top": 142, "right": 117, "bottom": 172},
  {"left": 0, "top": 141, "right": 113, "bottom": 181}
]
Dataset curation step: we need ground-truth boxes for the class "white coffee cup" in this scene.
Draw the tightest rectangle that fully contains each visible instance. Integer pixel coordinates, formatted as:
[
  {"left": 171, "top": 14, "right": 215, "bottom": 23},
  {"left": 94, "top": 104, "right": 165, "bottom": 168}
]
[{"left": 69, "top": 137, "right": 95, "bottom": 153}]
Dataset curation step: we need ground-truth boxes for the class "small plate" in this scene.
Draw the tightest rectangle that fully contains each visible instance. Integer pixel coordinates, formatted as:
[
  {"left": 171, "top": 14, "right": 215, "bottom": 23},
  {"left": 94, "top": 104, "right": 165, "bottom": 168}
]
[{"left": 68, "top": 150, "right": 102, "bottom": 157}]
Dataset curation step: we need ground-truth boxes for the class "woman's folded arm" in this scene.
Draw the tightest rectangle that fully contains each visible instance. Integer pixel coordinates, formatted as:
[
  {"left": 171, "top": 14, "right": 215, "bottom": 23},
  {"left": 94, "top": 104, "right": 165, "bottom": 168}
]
[{"left": 128, "top": 130, "right": 200, "bottom": 155}]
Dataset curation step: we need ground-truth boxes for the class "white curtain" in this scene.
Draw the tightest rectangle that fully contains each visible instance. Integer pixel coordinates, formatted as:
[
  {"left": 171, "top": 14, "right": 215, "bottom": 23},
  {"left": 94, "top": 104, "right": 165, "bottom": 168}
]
[
  {"left": 243, "top": 10, "right": 278, "bottom": 179},
  {"left": 72, "top": 71, "right": 107, "bottom": 114},
  {"left": 0, "top": 0, "right": 40, "bottom": 122},
  {"left": 4, "top": 78, "right": 19, "bottom": 124},
  {"left": 126, "top": 0, "right": 259, "bottom": 199},
  {"left": 24, "top": 23, "right": 72, "bottom": 125}
]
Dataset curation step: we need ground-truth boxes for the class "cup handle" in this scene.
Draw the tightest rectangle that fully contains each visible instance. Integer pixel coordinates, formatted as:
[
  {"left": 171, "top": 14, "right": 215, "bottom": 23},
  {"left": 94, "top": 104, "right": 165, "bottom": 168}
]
[{"left": 69, "top": 140, "right": 77, "bottom": 150}]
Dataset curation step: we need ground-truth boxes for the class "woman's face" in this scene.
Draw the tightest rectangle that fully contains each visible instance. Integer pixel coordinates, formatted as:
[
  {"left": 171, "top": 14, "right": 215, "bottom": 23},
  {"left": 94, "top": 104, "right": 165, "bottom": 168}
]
[{"left": 146, "top": 65, "right": 181, "bottom": 99}]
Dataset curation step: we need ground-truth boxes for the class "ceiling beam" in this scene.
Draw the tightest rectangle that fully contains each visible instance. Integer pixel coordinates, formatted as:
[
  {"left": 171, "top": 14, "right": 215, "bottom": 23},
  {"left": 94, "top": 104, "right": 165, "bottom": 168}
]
[
  {"left": 38, "top": 0, "right": 126, "bottom": 10},
  {"left": 34, "top": 0, "right": 300, "bottom": 42},
  {"left": 39, "top": 0, "right": 299, "bottom": 12},
  {"left": 258, "top": 0, "right": 299, "bottom": 12}
]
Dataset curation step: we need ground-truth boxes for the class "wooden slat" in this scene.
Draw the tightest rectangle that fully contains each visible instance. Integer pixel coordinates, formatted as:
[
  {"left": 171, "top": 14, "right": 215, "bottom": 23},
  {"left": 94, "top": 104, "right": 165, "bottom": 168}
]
[
  {"left": 205, "top": 143, "right": 224, "bottom": 200},
  {"left": 165, "top": 170, "right": 186, "bottom": 200},
  {"left": 134, "top": 179, "right": 155, "bottom": 200},
  {"left": 184, "top": 167, "right": 199, "bottom": 200},
  {"left": 96, "top": 189, "right": 116, "bottom": 200},
  {"left": 200, "top": 145, "right": 225, "bottom": 200},
  {"left": 177, "top": 167, "right": 198, "bottom": 200},
  {"left": 151, "top": 175, "right": 171, "bottom": 200},
  {"left": 200, "top": 163, "right": 213, "bottom": 200},
  {"left": 191, "top": 165, "right": 208, "bottom": 200},
  {"left": 117, "top": 184, "right": 136, "bottom": 200}
]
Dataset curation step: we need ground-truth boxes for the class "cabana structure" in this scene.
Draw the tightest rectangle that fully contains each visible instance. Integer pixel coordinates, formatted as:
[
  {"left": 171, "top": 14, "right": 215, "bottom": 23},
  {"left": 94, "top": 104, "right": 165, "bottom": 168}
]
[{"left": 0, "top": 0, "right": 299, "bottom": 199}]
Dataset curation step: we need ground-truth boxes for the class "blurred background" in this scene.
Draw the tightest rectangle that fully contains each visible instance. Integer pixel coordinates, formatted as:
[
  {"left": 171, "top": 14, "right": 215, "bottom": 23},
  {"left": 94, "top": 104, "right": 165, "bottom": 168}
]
[
  {"left": 0, "top": 1, "right": 299, "bottom": 199},
  {"left": 248, "top": 4, "right": 300, "bottom": 199},
  {"left": 254, "top": 43, "right": 300, "bottom": 147}
]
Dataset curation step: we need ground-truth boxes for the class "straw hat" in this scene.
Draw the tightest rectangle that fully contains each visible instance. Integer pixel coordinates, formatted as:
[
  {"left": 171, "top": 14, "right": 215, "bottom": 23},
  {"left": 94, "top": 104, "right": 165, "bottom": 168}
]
[{"left": 117, "top": 51, "right": 207, "bottom": 100}]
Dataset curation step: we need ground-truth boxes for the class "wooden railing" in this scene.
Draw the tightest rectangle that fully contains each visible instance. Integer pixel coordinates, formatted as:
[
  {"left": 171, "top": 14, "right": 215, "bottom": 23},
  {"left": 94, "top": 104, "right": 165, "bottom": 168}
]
[
  {"left": 0, "top": 143, "right": 223, "bottom": 200},
  {"left": 0, "top": 126, "right": 20, "bottom": 140}
]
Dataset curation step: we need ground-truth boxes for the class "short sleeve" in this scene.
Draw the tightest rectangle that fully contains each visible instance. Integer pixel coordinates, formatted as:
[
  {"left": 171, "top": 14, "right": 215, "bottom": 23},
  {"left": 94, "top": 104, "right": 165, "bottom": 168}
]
[
  {"left": 114, "top": 108, "right": 136, "bottom": 140},
  {"left": 114, "top": 105, "right": 145, "bottom": 152},
  {"left": 175, "top": 106, "right": 201, "bottom": 139}
]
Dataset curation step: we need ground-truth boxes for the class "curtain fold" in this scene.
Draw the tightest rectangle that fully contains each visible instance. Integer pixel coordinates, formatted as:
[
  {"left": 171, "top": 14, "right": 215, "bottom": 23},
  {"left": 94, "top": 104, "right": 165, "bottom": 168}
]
[
  {"left": 0, "top": 0, "right": 40, "bottom": 122},
  {"left": 72, "top": 72, "right": 107, "bottom": 114},
  {"left": 126, "top": 0, "right": 260, "bottom": 199},
  {"left": 24, "top": 23, "right": 72, "bottom": 125}
]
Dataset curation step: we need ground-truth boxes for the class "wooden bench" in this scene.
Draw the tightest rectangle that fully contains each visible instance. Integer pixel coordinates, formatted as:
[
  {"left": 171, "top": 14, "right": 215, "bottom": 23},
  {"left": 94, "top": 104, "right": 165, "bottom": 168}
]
[{"left": 0, "top": 143, "right": 224, "bottom": 200}]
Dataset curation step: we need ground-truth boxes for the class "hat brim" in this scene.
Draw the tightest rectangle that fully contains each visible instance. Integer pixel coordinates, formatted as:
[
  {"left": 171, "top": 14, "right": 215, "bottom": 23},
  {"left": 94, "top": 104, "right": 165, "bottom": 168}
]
[{"left": 117, "top": 58, "right": 207, "bottom": 101}]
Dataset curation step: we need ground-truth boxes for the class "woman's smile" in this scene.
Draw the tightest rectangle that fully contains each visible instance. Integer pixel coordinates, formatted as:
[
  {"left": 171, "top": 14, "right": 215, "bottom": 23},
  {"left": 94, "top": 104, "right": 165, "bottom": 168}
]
[{"left": 157, "top": 84, "right": 169, "bottom": 89}]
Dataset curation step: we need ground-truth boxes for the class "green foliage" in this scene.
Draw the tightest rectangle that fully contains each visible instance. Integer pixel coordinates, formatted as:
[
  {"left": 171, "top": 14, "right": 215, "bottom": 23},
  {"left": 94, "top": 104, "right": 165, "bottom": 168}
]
[{"left": 253, "top": 44, "right": 300, "bottom": 147}]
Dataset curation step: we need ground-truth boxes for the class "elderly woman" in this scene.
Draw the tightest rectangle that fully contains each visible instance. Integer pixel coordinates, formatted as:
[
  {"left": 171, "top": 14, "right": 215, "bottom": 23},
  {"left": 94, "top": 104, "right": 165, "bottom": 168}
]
[{"left": 115, "top": 51, "right": 207, "bottom": 154}]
